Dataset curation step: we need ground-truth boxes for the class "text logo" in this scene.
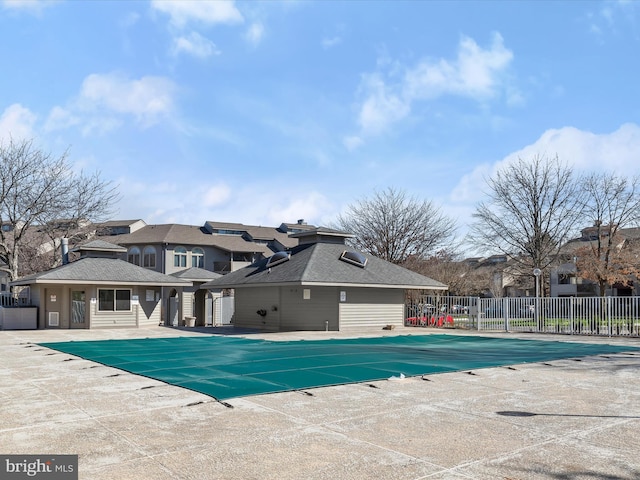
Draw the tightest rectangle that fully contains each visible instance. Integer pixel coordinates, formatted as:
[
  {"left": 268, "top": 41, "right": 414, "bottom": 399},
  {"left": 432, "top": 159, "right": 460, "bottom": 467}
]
[{"left": 1, "top": 455, "right": 78, "bottom": 479}]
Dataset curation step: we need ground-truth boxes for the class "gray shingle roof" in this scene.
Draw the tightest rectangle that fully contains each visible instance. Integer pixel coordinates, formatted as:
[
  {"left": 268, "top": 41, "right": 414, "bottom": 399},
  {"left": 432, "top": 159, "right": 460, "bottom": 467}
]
[
  {"left": 110, "top": 224, "right": 276, "bottom": 254},
  {"left": 11, "top": 257, "right": 190, "bottom": 286},
  {"left": 201, "top": 243, "right": 447, "bottom": 290},
  {"left": 171, "top": 267, "right": 222, "bottom": 282},
  {"left": 72, "top": 239, "right": 127, "bottom": 253}
]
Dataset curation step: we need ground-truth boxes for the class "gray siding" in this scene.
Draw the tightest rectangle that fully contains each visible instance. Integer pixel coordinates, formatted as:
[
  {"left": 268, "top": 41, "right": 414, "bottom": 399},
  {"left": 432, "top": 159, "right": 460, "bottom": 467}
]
[
  {"left": 338, "top": 288, "right": 405, "bottom": 329},
  {"left": 279, "top": 286, "right": 338, "bottom": 331},
  {"left": 232, "top": 286, "right": 407, "bottom": 331},
  {"left": 233, "top": 288, "right": 280, "bottom": 331}
]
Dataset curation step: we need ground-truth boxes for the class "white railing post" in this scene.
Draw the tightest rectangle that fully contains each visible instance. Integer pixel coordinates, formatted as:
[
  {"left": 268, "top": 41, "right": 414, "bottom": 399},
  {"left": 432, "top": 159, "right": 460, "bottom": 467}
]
[
  {"left": 504, "top": 297, "right": 509, "bottom": 332},
  {"left": 570, "top": 296, "right": 574, "bottom": 335},
  {"left": 607, "top": 297, "right": 612, "bottom": 337}
]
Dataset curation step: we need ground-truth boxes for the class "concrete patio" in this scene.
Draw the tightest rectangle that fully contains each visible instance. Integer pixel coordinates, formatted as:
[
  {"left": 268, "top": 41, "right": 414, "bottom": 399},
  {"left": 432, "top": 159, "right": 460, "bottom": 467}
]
[{"left": 1, "top": 326, "right": 639, "bottom": 479}]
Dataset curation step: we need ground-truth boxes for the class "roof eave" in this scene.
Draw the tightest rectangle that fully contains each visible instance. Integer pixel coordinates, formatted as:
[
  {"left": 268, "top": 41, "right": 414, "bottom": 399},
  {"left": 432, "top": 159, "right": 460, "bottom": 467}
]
[
  {"left": 201, "top": 281, "right": 447, "bottom": 290},
  {"left": 11, "top": 279, "right": 190, "bottom": 287}
]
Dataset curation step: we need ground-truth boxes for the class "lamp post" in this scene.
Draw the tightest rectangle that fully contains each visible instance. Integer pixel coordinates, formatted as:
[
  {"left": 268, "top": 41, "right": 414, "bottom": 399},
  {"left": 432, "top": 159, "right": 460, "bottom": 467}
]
[{"left": 533, "top": 268, "right": 541, "bottom": 331}]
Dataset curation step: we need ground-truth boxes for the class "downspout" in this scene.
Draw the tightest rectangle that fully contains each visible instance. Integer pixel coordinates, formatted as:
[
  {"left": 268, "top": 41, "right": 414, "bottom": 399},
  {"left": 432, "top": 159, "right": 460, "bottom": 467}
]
[{"left": 161, "top": 242, "right": 167, "bottom": 326}]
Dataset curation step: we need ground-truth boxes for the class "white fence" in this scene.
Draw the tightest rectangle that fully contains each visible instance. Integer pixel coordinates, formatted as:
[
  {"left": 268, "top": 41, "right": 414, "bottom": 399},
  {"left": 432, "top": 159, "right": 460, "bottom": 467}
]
[{"left": 406, "top": 295, "right": 640, "bottom": 337}]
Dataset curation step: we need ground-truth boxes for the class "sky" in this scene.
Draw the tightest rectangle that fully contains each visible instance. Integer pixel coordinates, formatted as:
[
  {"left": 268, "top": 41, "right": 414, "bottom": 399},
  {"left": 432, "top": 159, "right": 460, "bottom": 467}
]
[{"left": 1, "top": 0, "right": 640, "bottom": 236}]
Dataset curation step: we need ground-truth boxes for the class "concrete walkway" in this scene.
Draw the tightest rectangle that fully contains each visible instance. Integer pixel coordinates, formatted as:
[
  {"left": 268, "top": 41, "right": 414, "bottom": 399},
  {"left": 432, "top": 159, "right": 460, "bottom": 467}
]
[{"left": 1, "top": 326, "right": 639, "bottom": 479}]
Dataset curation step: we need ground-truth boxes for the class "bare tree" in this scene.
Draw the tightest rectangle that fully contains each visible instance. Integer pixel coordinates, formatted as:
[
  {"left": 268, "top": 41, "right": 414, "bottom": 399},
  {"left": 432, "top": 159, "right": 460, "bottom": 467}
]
[
  {"left": 574, "top": 173, "right": 640, "bottom": 296},
  {"left": 333, "top": 187, "right": 457, "bottom": 265},
  {"left": 403, "top": 250, "right": 471, "bottom": 294},
  {"left": 0, "top": 138, "right": 119, "bottom": 282},
  {"left": 470, "top": 154, "right": 585, "bottom": 281}
]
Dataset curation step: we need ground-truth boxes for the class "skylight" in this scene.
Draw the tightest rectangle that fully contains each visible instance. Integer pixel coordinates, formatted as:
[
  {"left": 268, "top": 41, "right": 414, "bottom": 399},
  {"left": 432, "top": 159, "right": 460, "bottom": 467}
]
[
  {"left": 266, "top": 251, "right": 290, "bottom": 268},
  {"left": 339, "top": 250, "right": 367, "bottom": 268}
]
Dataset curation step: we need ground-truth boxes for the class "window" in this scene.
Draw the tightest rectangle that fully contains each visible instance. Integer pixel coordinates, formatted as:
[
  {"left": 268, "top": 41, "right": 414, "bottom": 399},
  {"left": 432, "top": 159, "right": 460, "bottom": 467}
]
[
  {"left": 98, "top": 289, "right": 131, "bottom": 311},
  {"left": 143, "top": 246, "right": 156, "bottom": 269},
  {"left": 233, "top": 252, "right": 252, "bottom": 262},
  {"left": 192, "top": 247, "right": 204, "bottom": 268},
  {"left": 127, "top": 247, "right": 141, "bottom": 265},
  {"left": 266, "top": 251, "right": 290, "bottom": 268},
  {"left": 174, "top": 246, "right": 187, "bottom": 267},
  {"left": 558, "top": 273, "right": 576, "bottom": 285},
  {"left": 339, "top": 250, "right": 367, "bottom": 268}
]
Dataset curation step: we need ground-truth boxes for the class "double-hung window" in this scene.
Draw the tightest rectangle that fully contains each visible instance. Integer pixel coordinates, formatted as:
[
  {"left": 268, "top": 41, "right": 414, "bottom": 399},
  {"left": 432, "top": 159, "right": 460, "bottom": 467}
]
[
  {"left": 143, "top": 246, "right": 156, "bottom": 268},
  {"left": 174, "top": 246, "right": 187, "bottom": 268},
  {"left": 192, "top": 247, "right": 204, "bottom": 268},
  {"left": 127, "top": 247, "right": 141, "bottom": 266}
]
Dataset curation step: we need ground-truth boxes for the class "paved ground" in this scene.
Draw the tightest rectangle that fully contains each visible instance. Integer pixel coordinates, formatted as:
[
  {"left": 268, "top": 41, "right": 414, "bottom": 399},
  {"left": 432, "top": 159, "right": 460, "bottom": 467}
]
[{"left": 1, "top": 326, "right": 639, "bottom": 480}]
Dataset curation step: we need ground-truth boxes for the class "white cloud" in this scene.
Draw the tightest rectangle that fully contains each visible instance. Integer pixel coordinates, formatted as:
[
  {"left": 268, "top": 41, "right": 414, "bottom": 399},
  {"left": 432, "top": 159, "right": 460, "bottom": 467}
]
[
  {"left": 119, "top": 11, "right": 140, "bottom": 28},
  {"left": 44, "top": 106, "right": 79, "bottom": 132},
  {"left": 202, "top": 183, "right": 232, "bottom": 207},
  {"left": 322, "top": 36, "right": 342, "bottom": 49},
  {"left": 451, "top": 123, "right": 640, "bottom": 206},
  {"left": 357, "top": 73, "right": 410, "bottom": 135},
  {"left": 585, "top": 1, "right": 640, "bottom": 38},
  {"left": 502, "top": 123, "right": 640, "bottom": 172},
  {"left": 45, "top": 73, "right": 176, "bottom": 134},
  {"left": 151, "top": 0, "right": 243, "bottom": 28},
  {"left": 245, "top": 22, "right": 264, "bottom": 46},
  {"left": 1, "top": 0, "right": 58, "bottom": 14},
  {"left": 79, "top": 73, "right": 175, "bottom": 120},
  {"left": 171, "top": 31, "right": 221, "bottom": 58},
  {"left": 353, "top": 32, "right": 515, "bottom": 138},
  {"left": 115, "top": 177, "right": 333, "bottom": 228},
  {"left": 0, "top": 103, "right": 37, "bottom": 141},
  {"left": 343, "top": 135, "right": 363, "bottom": 151}
]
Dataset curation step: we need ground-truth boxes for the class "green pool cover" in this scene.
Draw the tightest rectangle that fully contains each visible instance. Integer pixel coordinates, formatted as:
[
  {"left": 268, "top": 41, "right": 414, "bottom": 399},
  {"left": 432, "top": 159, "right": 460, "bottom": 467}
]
[{"left": 39, "top": 334, "right": 639, "bottom": 401}]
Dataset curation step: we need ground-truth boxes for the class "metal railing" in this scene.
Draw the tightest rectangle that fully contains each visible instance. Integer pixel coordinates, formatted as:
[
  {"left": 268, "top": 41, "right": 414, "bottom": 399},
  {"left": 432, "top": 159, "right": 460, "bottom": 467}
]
[{"left": 406, "top": 295, "right": 640, "bottom": 337}]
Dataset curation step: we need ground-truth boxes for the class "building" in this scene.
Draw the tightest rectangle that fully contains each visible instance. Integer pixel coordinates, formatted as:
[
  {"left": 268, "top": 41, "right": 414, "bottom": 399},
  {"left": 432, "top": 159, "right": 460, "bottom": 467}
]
[
  {"left": 550, "top": 224, "right": 640, "bottom": 297},
  {"left": 201, "top": 228, "right": 447, "bottom": 331},
  {"left": 10, "top": 240, "right": 189, "bottom": 329},
  {"left": 102, "top": 220, "right": 314, "bottom": 276}
]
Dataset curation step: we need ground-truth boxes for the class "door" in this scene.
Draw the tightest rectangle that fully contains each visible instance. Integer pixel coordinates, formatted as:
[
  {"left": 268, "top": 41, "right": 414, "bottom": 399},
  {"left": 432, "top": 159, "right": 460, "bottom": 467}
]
[
  {"left": 168, "top": 296, "right": 179, "bottom": 326},
  {"left": 45, "top": 287, "right": 63, "bottom": 328},
  {"left": 70, "top": 290, "right": 87, "bottom": 328}
]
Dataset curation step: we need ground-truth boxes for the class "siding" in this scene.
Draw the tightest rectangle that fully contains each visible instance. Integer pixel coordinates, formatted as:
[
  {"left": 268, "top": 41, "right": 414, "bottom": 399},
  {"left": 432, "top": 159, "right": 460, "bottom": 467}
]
[
  {"left": 232, "top": 286, "right": 406, "bottom": 331},
  {"left": 338, "top": 288, "right": 405, "bottom": 329},
  {"left": 232, "top": 288, "right": 280, "bottom": 331},
  {"left": 339, "top": 303, "right": 404, "bottom": 329},
  {"left": 280, "top": 286, "right": 338, "bottom": 331},
  {"left": 137, "top": 301, "right": 161, "bottom": 326},
  {"left": 183, "top": 291, "right": 194, "bottom": 317}
]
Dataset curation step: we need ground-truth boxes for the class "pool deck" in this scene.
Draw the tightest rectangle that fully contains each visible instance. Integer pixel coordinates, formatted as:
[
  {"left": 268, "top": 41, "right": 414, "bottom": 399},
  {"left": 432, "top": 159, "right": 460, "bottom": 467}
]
[{"left": 1, "top": 326, "right": 639, "bottom": 480}]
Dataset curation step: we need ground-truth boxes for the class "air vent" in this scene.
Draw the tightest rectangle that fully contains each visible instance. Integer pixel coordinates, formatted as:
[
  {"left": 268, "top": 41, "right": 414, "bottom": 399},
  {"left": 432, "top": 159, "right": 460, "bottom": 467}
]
[
  {"left": 48, "top": 312, "right": 60, "bottom": 327},
  {"left": 266, "top": 251, "right": 290, "bottom": 268},
  {"left": 339, "top": 250, "right": 367, "bottom": 268}
]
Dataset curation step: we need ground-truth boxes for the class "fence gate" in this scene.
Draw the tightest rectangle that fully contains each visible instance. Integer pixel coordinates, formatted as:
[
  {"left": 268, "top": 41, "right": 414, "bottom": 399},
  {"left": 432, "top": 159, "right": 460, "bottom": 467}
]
[{"left": 212, "top": 296, "right": 234, "bottom": 326}]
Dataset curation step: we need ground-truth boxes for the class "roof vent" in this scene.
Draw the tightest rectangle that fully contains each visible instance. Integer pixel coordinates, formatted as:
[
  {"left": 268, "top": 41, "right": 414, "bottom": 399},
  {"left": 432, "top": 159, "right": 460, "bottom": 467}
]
[
  {"left": 266, "top": 251, "right": 290, "bottom": 268},
  {"left": 339, "top": 250, "right": 367, "bottom": 268}
]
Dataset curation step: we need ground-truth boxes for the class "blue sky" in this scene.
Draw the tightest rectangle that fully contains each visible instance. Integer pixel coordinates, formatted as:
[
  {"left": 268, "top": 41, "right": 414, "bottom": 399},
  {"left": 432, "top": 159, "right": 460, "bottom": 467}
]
[{"left": 2, "top": 1, "right": 640, "bottom": 234}]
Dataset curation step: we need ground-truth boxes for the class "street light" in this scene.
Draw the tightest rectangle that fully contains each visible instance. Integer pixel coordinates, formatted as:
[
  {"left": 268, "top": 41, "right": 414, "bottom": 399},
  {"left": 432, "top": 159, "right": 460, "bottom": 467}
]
[{"left": 533, "top": 268, "right": 541, "bottom": 330}]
